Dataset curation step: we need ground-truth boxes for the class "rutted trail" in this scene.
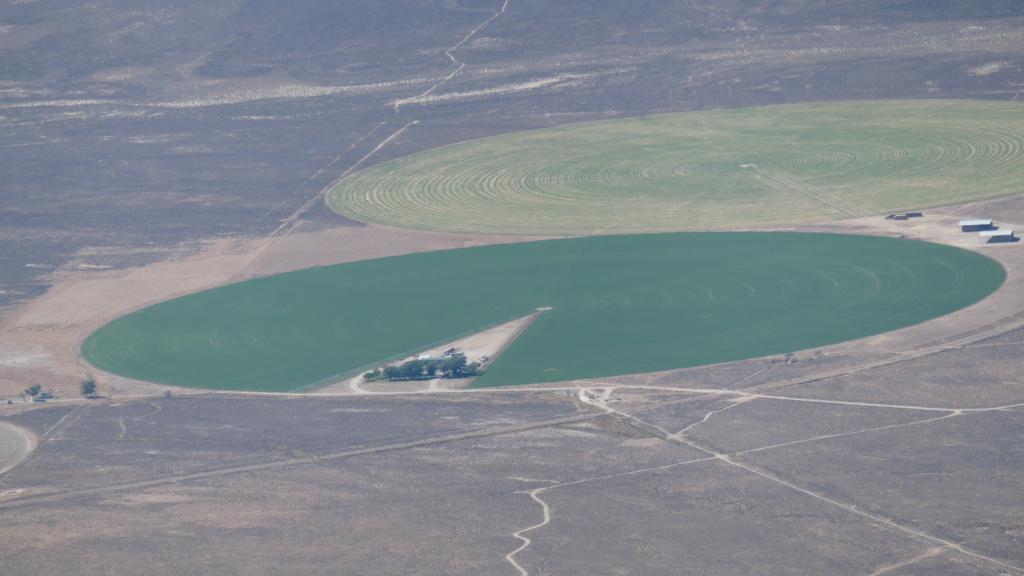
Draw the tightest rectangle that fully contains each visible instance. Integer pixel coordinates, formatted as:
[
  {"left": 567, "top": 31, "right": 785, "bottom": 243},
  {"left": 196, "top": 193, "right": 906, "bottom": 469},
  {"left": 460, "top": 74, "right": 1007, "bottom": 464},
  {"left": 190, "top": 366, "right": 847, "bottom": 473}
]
[
  {"left": 0, "top": 412, "right": 598, "bottom": 510},
  {"left": 307, "top": 121, "right": 387, "bottom": 182},
  {"left": 115, "top": 401, "right": 163, "bottom": 441},
  {"left": 239, "top": 0, "right": 513, "bottom": 277},
  {"left": 505, "top": 488, "right": 551, "bottom": 576},
  {"left": 867, "top": 546, "right": 954, "bottom": 576},
  {"left": 395, "top": 0, "right": 511, "bottom": 111},
  {"left": 719, "top": 454, "right": 1024, "bottom": 574},
  {"left": 671, "top": 396, "right": 752, "bottom": 438},
  {"left": 0, "top": 405, "right": 86, "bottom": 483},
  {"left": 527, "top": 390, "right": 1024, "bottom": 576},
  {"left": 0, "top": 422, "right": 35, "bottom": 477},
  {"left": 233, "top": 120, "right": 416, "bottom": 280}
]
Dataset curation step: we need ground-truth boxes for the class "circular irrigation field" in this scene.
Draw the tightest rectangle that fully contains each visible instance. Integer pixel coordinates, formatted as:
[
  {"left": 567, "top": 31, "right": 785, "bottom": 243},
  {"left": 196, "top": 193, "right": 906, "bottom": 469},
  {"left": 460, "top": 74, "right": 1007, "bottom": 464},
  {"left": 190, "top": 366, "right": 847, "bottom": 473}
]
[
  {"left": 328, "top": 100, "right": 1024, "bottom": 234},
  {"left": 82, "top": 233, "right": 1004, "bottom": 392}
]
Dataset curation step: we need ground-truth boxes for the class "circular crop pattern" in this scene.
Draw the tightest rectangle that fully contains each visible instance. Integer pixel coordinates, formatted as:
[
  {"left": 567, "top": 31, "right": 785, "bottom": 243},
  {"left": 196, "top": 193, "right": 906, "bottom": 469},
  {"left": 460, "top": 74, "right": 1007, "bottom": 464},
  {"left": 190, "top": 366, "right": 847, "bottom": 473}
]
[
  {"left": 328, "top": 100, "right": 1024, "bottom": 234},
  {"left": 82, "top": 233, "right": 1004, "bottom": 392}
]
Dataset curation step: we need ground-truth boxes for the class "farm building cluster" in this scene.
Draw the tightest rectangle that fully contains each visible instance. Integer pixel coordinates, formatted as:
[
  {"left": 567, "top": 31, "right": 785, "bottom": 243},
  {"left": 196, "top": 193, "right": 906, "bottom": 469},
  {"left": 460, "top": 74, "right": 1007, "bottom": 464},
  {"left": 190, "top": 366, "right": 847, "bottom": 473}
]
[
  {"left": 886, "top": 212, "right": 1017, "bottom": 244},
  {"left": 364, "top": 348, "right": 486, "bottom": 382},
  {"left": 959, "top": 219, "right": 1017, "bottom": 243}
]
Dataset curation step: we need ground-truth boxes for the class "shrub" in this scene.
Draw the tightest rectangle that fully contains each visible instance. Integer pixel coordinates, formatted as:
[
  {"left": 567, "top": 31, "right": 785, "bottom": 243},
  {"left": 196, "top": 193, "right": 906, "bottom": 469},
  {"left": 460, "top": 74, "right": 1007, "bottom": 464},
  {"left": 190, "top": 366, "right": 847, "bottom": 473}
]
[{"left": 81, "top": 376, "right": 98, "bottom": 398}]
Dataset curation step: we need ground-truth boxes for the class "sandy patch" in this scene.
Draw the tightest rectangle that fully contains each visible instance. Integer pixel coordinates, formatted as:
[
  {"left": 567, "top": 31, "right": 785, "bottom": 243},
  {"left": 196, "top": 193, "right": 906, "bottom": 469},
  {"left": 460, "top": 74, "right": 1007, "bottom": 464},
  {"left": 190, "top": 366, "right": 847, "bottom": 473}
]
[
  {"left": 0, "top": 342, "right": 53, "bottom": 369},
  {"left": 966, "top": 61, "right": 1011, "bottom": 77}
]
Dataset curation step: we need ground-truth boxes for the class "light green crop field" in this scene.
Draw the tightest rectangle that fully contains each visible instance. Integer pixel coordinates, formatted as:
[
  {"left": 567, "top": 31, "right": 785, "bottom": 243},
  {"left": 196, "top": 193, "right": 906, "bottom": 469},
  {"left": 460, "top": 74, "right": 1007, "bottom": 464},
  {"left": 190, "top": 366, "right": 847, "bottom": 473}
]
[
  {"left": 82, "top": 233, "right": 1004, "bottom": 392},
  {"left": 328, "top": 100, "right": 1024, "bottom": 234}
]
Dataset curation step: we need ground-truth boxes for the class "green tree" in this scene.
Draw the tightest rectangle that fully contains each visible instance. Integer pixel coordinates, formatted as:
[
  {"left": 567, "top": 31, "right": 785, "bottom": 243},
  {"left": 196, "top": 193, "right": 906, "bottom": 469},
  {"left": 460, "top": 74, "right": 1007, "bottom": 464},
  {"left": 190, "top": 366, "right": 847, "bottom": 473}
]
[
  {"left": 440, "top": 355, "right": 468, "bottom": 376},
  {"left": 400, "top": 359, "right": 426, "bottom": 380},
  {"left": 24, "top": 384, "right": 41, "bottom": 398},
  {"left": 80, "top": 376, "right": 98, "bottom": 398}
]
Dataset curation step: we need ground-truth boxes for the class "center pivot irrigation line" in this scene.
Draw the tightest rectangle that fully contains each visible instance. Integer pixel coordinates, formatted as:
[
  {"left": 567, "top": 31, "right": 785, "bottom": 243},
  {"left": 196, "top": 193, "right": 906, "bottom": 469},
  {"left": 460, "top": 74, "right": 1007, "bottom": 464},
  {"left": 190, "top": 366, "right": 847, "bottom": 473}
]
[
  {"left": 233, "top": 120, "right": 416, "bottom": 280},
  {"left": 752, "top": 167, "right": 861, "bottom": 217}
]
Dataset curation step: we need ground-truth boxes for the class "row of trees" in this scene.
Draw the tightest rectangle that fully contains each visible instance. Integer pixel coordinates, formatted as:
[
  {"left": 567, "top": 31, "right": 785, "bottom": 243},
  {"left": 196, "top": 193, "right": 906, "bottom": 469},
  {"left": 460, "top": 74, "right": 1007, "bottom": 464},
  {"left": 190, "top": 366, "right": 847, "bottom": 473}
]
[
  {"left": 20, "top": 376, "right": 97, "bottom": 402},
  {"left": 21, "top": 384, "right": 54, "bottom": 401},
  {"left": 365, "top": 354, "right": 482, "bottom": 382}
]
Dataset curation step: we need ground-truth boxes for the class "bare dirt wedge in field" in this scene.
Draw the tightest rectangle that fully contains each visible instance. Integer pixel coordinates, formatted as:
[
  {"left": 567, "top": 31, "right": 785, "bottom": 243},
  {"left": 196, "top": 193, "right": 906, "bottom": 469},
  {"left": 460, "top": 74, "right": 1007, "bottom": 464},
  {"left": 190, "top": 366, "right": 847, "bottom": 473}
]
[{"left": 318, "top": 308, "right": 548, "bottom": 393}]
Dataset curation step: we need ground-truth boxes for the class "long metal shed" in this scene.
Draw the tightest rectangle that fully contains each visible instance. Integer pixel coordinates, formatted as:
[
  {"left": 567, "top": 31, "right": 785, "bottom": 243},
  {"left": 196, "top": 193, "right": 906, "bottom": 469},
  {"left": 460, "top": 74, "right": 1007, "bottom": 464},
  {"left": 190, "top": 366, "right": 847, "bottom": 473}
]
[
  {"left": 960, "top": 219, "right": 994, "bottom": 232},
  {"left": 979, "top": 229, "right": 1015, "bottom": 243}
]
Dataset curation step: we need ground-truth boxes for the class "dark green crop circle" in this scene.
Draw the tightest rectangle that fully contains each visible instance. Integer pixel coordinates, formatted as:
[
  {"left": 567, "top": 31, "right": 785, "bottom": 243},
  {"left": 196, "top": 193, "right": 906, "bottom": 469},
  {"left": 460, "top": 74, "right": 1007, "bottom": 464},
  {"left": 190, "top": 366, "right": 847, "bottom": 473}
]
[{"left": 82, "top": 233, "right": 1005, "bottom": 391}]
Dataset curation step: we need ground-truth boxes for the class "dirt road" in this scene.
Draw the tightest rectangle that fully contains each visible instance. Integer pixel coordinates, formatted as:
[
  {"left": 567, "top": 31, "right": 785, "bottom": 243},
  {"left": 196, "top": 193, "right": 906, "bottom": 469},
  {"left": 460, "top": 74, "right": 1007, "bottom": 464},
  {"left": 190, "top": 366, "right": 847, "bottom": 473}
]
[{"left": 0, "top": 421, "right": 35, "bottom": 476}]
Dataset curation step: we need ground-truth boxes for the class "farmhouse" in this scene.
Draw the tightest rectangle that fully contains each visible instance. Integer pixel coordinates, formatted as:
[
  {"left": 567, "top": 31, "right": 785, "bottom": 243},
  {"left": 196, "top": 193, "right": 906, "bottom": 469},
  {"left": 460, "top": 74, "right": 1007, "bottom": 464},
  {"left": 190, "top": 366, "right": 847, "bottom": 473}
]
[
  {"left": 980, "top": 229, "right": 1016, "bottom": 243},
  {"left": 960, "top": 219, "right": 994, "bottom": 232}
]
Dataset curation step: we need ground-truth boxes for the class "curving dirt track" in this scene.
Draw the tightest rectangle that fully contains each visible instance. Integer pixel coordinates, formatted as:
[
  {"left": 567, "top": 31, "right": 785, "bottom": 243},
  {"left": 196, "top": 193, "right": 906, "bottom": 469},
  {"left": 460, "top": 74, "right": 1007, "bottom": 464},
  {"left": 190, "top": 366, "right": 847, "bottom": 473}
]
[{"left": 0, "top": 421, "right": 36, "bottom": 476}]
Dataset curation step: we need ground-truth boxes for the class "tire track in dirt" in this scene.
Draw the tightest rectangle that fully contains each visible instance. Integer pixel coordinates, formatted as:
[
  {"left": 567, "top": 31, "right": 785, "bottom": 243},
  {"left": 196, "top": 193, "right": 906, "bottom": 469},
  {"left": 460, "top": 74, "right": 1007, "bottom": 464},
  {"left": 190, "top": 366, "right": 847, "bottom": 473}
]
[
  {"left": 867, "top": 545, "right": 953, "bottom": 576},
  {"left": 239, "top": 0, "right": 513, "bottom": 275},
  {"left": 0, "top": 404, "right": 87, "bottom": 483},
  {"left": 233, "top": 120, "right": 416, "bottom": 280},
  {"left": 0, "top": 411, "right": 597, "bottom": 510},
  {"left": 504, "top": 391, "right": 1024, "bottom": 576},
  {"left": 394, "top": 0, "right": 511, "bottom": 112},
  {"left": 0, "top": 421, "right": 36, "bottom": 477},
  {"left": 115, "top": 401, "right": 163, "bottom": 441}
]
